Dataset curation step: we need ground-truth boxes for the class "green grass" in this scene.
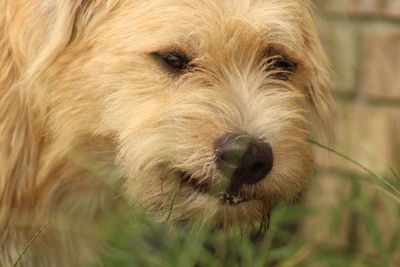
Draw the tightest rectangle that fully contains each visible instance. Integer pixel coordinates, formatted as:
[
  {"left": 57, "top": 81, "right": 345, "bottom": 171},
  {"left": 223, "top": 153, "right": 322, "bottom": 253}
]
[
  {"left": 95, "top": 141, "right": 400, "bottom": 267},
  {"left": 12, "top": 222, "right": 50, "bottom": 267},
  {"left": 96, "top": 192, "right": 400, "bottom": 266},
  {"left": 14, "top": 142, "right": 400, "bottom": 266}
]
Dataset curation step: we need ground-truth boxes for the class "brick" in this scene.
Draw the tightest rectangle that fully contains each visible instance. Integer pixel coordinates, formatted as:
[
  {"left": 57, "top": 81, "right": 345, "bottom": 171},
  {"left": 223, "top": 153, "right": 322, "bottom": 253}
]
[
  {"left": 382, "top": 0, "right": 400, "bottom": 19},
  {"left": 360, "top": 28, "right": 400, "bottom": 100},
  {"left": 321, "top": 0, "right": 383, "bottom": 16},
  {"left": 360, "top": 27, "right": 400, "bottom": 101},
  {"left": 317, "top": 19, "right": 360, "bottom": 94},
  {"left": 317, "top": 0, "right": 400, "bottom": 19},
  {"left": 315, "top": 103, "right": 400, "bottom": 175},
  {"left": 348, "top": 0, "right": 383, "bottom": 15},
  {"left": 389, "top": 109, "right": 400, "bottom": 172}
]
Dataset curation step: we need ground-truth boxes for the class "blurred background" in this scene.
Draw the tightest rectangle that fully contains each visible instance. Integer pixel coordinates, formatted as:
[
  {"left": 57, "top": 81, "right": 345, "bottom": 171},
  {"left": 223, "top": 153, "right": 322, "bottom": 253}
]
[
  {"left": 96, "top": 1, "right": 400, "bottom": 266},
  {"left": 307, "top": 0, "right": 400, "bottom": 264}
]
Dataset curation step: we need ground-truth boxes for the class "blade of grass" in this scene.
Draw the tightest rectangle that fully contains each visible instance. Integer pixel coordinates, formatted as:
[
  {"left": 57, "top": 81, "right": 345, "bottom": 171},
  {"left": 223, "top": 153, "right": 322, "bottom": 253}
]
[
  {"left": 309, "top": 139, "right": 400, "bottom": 201},
  {"left": 390, "top": 167, "right": 399, "bottom": 180},
  {"left": 13, "top": 221, "right": 50, "bottom": 267},
  {"left": 370, "top": 184, "right": 400, "bottom": 205}
]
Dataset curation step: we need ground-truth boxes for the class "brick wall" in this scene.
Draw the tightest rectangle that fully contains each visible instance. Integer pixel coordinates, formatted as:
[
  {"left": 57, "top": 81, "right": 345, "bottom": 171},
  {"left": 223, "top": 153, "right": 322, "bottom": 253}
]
[
  {"left": 303, "top": 0, "right": 400, "bottom": 254},
  {"left": 314, "top": 0, "right": 400, "bottom": 175}
]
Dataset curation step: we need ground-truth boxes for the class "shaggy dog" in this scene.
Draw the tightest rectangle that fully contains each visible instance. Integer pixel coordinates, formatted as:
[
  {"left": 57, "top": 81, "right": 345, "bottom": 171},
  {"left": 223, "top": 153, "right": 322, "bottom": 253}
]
[{"left": 0, "top": 0, "right": 334, "bottom": 266}]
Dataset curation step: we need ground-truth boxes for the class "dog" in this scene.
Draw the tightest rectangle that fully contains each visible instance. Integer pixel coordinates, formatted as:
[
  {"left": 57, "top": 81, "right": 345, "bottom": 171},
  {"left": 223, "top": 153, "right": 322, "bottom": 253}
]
[{"left": 0, "top": 0, "right": 334, "bottom": 266}]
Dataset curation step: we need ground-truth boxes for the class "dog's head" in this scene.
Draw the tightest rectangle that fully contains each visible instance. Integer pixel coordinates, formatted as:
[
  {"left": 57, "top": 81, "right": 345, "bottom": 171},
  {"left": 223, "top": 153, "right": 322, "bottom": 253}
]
[{"left": 16, "top": 0, "right": 334, "bottom": 229}]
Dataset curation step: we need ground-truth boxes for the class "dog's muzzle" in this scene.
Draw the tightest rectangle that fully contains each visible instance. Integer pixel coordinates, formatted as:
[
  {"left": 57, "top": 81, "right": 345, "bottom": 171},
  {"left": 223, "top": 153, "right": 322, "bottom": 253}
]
[{"left": 214, "top": 133, "right": 273, "bottom": 193}]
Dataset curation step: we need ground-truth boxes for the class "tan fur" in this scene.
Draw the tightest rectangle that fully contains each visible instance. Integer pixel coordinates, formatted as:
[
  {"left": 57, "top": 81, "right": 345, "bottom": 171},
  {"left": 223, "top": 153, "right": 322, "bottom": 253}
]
[{"left": 0, "top": 0, "right": 334, "bottom": 266}]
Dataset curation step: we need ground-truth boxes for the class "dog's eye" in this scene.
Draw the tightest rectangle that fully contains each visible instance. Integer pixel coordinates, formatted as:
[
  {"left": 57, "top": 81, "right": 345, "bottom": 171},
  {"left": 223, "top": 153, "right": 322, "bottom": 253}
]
[
  {"left": 266, "top": 56, "right": 297, "bottom": 80},
  {"left": 164, "top": 54, "right": 188, "bottom": 70},
  {"left": 265, "top": 45, "right": 298, "bottom": 80},
  {"left": 269, "top": 57, "right": 297, "bottom": 71},
  {"left": 153, "top": 52, "right": 190, "bottom": 72}
]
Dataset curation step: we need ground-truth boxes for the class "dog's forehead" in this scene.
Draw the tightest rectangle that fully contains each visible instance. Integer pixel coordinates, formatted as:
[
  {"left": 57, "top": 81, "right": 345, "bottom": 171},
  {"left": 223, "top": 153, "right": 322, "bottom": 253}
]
[
  {"left": 168, "top": 0, "right": 306, "bottom": 35},
  {"left": 113, "top": 0, "right": 310, "bottom": 53},
  {"left": 189, "top": 0, "right": 307, "bottom": 49}
]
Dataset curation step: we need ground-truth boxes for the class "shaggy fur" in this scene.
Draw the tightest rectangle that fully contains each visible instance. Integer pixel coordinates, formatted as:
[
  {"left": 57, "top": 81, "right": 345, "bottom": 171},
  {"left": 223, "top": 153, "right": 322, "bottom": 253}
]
[{"left": 0, "top": 0, "right": 334, "bottom": 266}]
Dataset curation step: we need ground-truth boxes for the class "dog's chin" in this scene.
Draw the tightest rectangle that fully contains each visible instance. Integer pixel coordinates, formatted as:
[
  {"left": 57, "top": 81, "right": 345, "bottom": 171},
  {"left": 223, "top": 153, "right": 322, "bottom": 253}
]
[{"left": 142, "top": 170, "right": 274, "bottom": 229}]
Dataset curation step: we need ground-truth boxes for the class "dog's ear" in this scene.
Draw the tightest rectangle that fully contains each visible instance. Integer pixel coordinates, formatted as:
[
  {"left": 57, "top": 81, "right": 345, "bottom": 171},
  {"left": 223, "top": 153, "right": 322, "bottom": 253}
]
[
  {"left": 0, "top": 88, "right": 42, "bottom": 202},
  {"left": 0, "top": 0, "right": 102, "bottom": 201},
  {"left": 0, "top": 2, "right": 48, "bottom": 202},
  {"left": 23, "top": 0, "right": 102, "bottom": 81},
  {"left": 302, "top": 9, "right": 335, "bottom": 142}
]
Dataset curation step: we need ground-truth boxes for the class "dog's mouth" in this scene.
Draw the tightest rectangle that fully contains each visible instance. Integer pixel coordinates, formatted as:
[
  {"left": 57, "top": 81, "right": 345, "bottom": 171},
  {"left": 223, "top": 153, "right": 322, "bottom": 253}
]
[{"left": 179, "top": 172, "right": 251, "bottom": 205}]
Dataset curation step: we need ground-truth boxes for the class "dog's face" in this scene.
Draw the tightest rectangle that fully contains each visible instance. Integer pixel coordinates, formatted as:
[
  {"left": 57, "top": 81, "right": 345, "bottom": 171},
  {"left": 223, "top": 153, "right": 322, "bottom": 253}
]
[{"left": 44, "top": 0, "right": 333, "bottom": 228}]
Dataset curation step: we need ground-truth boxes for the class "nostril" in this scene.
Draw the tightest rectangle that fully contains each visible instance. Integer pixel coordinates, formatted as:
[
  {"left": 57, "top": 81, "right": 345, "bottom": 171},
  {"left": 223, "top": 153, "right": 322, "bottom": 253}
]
[
  {"left": 214, "top": 133, "right": 274, "bottom": 186},
  {"left": 245, "top": 161, "right": 270, "bottom": 184},
  {"left": 251, "top": 162, "right": 264, "bottom": 174}
]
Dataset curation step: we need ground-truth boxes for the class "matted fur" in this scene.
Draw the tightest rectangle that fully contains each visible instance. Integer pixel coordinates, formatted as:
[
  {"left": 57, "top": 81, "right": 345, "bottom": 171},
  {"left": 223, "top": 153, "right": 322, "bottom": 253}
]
[{"left": 0, "top": 0, "right": 334, "bottom": 266}]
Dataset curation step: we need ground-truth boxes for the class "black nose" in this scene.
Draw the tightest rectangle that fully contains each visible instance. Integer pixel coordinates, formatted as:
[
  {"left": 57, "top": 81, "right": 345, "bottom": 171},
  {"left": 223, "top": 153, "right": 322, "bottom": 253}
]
[{"left": 214, "top": 133, "right": 273, "bottom": 187}]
